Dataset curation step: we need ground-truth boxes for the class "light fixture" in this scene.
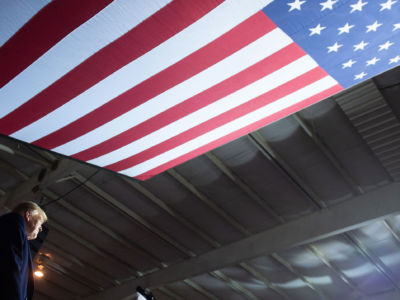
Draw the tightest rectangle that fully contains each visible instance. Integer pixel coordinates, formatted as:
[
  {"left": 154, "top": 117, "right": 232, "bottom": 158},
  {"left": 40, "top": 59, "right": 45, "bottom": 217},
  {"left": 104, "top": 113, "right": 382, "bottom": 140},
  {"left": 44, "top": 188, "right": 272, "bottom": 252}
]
[
  {"left": 34, "top": 270, "right": 44, "bottom": 278},
  {"left": 34, "top": 264, "right": 45, "bottom": 278}
]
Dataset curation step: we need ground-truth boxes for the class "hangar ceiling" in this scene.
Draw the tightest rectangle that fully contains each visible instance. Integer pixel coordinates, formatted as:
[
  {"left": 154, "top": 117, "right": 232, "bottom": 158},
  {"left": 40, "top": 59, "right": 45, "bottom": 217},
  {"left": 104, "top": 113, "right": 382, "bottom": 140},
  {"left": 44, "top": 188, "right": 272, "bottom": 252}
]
[{"left": 1, "top": 66, "right": 400, "bottom": 299}]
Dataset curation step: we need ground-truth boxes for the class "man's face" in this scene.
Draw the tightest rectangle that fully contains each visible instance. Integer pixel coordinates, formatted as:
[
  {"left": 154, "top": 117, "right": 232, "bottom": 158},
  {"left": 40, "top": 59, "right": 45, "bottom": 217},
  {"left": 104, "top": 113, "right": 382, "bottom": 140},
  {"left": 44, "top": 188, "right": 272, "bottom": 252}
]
[{"left": 25, "top": 210, "right": 44, "bottom": 240}]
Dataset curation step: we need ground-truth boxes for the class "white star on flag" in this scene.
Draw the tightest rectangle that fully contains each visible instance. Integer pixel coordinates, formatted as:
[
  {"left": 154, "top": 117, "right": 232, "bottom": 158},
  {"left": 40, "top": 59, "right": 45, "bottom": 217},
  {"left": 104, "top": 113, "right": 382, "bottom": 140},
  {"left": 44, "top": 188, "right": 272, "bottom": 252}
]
[
  {"left": 320, "top": 0, "right": 338, "bottom": 11},
  {"left": 265, "top": 0, "right": 400, "bottom": 90},
  {"left": 366, "top": 21, "right": 382, "bottom": 32},
  {"left": 379, "top": 41, "right": 394, "bottom": 51},
  {"left": 288, "top": 0, "right": 306, "bottom": 12},
  {"left": 342, "top": 59, "right": 357, "bottom": 68},
  {"left": 350, "top": 0, "right": 368, "bottom": 13},
  {"left": 354, "top": 41, "right": 369, "bottom": 51},
  {"left": 354, "top": 72, "right": 367, "bottom": 80},
  {"left": 338, "top": 23, "right": 355, "bottom": 34},
  {"left": 389, "top": 55, "right": 400, "bottom": 64},
  {"left": 366, "top": 57, "right": 380, "bottom": 66},
  {"left": 309, "top": 24, "right": 326, "bottom": 36},
  {"left": 380, "top": 0, "right": 397, "bottom": 11},
  {"left": 328, "top": 42, "right": 343, "bottom": 53}
]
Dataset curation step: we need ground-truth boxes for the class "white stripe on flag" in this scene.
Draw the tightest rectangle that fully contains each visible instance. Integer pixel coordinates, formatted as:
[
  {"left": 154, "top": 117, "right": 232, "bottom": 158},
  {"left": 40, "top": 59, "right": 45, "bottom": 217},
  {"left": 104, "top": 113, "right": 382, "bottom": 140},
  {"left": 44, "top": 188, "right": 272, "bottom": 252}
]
[
  {"left": 0, "top": 0, "right": 172, "bottom": 119},
  {"left": 122, "top": 76, "right": 339, "bottom": 177},
  {"left": 0, "top": 0, "right": 50, "bottom": 47},
  {"left": 10, "top": 0, "right": 273, "bottom": 143},
  {"left": 89, "top": 55, "right": 318, "bottom": 167},
  {"left": 53, "top": 28, "right": 292, "bottom": 155}
]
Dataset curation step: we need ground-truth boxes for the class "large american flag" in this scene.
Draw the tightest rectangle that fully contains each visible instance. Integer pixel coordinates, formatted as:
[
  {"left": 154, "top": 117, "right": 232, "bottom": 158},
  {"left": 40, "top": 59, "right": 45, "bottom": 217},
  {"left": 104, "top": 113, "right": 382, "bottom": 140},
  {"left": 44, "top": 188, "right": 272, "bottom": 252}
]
[{"left": 1, "top": 0, "right": 399, "bottom": 180}]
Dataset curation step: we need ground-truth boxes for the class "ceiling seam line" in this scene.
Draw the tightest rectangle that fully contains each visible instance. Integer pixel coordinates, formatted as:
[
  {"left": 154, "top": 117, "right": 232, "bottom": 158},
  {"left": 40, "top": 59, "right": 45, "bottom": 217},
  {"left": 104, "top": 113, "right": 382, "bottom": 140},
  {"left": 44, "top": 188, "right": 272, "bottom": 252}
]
[
  {"left": 167, "top": 168, "right": 252, "bottom": 236},
  {"left": 205, "top": 151, "right": 285, "bottom": 223},
  {"left": 43, "top": 240, "right": 118, "bottom": 286},
  {"left": 239, "top": 262, "right": 292, "bottom": 300},
  {"left": 72, "top": 171, "right": 196, "bottom": 259},
  {"left": 307, "top": 244, "right": 364, "bottom": 297},
  {"left": 121, "top": 175, "right": 221, "bottom": 248},
  {"left": 183, "top": 279, "right": 220, "bottom": 300},
  {"left": 247, "top": 132, "right": 325, "bottom": 209},
  {"left": 44, "top": 188, "right": 161, "bottom": 273},
  {"left": 47, "top": 219, "right": 138, "bottom": 276},
  {"left": 270, "top": 253, "right": 330, "bottom": 300},
  {"left": 210, "top": 270, "right": 260, "bottom": 300}
]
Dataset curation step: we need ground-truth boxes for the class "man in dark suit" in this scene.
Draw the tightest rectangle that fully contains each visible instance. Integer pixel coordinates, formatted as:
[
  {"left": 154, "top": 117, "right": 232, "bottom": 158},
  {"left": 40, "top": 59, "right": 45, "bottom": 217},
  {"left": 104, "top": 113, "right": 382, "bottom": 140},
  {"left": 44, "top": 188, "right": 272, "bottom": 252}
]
[{"left": 0, "top": 201, "right": 47, "bottom": 300}]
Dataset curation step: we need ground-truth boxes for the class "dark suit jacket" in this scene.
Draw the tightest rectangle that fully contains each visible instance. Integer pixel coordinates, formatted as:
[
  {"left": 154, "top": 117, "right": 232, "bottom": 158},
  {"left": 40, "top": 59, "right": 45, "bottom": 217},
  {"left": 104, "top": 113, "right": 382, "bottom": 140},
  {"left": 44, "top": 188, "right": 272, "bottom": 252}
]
[{"left": 0, "top": 213, "right": 34, "bottom": 300}]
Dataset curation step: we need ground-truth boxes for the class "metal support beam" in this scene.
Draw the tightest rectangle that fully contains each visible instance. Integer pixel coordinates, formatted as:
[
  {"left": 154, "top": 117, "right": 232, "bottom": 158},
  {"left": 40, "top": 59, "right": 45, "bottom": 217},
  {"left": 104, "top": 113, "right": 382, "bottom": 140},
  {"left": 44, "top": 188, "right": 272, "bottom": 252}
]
[
  {"left": 247, "top": 132, "right": 326, "bottom": 209},
  {"left": 84, "top": 183, "right": 400, "bottom": 300},
  {"left": 183, "top": 279, "right": 219, "bottom": 300},
  {"left": 167, "top": 168, "right": 251, "bottom": 236},
  {"left": 44, "top": 189, "right": 163, "bottom": 272},
  {"left": 43, "top": 260, "right": 102, "bottom": 293},
  {"left": 307, "top": 245, "right": 363, "bottom": 297},
  {"left": 383, "top": 220, "right": 400, "bottom": 244},
  {"left": 293, "top": 111, "right": 400, "bottom": 293},
  {"left": 293, "top": 113, "right": 364, "bottom": 194},
  {"left": 38, "top": 276, "right": 76, "bottom": 299},
  {"left": 205, "top": 152, "right": 284, "bottom": 223},
  {"left": 0, "top": 141, "right": 51, "bottom": 168},
  {"left": 210, "top": 270, "right": 259, "bottom": 300},
  {"left": 343, "top": 232, "right": 400, "bottom": 291},
  {"left": 270, "top": 253, "right": 327, "bottom": 299},
  {"left": 1, "top": 157, "right": 75, "bottom": 208},
  {"left": 34, "top": 290, "right": 56, "bottom": 300},
  {"left": 48, "top": 219, "right": 137, "bottom": 276},
  {"left": 153, "top": 287, "right": 183, "bottom": 300},
  {"left": 239, "top": 262, "right": 291, "bottom": 300},
  {"left": 72, "top": 171, "right": 195, "bottom": 259},
  {"left": 0, "top": 158, "right": 28, "bottom": 181},
  {"left": 43, "top": 240, "right": 117, "bottom": 286},
  {"left": 121, "top": 176, "right": 221, "bottom": 248}
]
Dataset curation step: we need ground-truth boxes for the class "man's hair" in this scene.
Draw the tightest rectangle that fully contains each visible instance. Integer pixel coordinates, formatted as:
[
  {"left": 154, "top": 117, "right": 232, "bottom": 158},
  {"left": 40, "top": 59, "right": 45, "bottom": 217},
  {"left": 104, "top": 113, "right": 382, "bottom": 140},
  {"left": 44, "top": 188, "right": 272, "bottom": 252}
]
[{"left": 12, "top": 201, "right": 48, "bottom": 222}]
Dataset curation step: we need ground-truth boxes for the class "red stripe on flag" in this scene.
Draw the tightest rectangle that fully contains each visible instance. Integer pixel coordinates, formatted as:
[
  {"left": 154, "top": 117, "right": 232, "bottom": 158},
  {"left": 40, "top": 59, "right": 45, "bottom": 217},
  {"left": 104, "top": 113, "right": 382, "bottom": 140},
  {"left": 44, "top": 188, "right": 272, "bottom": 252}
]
[
  {"left": 136, "top": 84, "right": 343, "bottom": 180},
  {"left": 73, "top": 43, "right": 305, "bottom": 161},
  {"left": 32, "top": 10, "right": 276, "bottom": 149},
  {"left": 106, "top": 67, "right": 330, "bottom": 172},
  {"left": 0, "top": 0, "right": 112, "bottom": 89},
  {"left": 0, "top": 0, "right": 222, "bottom": 135}
]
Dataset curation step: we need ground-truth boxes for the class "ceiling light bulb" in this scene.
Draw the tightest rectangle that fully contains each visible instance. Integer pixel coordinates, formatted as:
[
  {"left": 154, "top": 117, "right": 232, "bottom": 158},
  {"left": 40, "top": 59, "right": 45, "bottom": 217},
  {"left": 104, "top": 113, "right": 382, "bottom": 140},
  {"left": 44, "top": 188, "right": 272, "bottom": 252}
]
[{"left": 34, "top": 270, "right": 44, "bottom": 278}]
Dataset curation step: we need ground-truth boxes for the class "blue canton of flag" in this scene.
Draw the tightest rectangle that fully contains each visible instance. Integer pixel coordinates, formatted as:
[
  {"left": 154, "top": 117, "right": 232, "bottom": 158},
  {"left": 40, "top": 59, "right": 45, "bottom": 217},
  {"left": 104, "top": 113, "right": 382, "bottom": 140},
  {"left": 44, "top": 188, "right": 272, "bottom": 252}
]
[{"left": 263, "top": 0, "right": 400, "bottom": 88}]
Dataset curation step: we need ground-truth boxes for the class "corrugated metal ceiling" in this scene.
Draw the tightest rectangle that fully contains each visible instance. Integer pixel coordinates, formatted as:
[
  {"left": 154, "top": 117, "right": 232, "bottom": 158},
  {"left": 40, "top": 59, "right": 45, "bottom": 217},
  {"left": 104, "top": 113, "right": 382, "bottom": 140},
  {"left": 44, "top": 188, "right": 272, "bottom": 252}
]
[{"left": 1, "top": 66, "right": 400, "bottom": 300}]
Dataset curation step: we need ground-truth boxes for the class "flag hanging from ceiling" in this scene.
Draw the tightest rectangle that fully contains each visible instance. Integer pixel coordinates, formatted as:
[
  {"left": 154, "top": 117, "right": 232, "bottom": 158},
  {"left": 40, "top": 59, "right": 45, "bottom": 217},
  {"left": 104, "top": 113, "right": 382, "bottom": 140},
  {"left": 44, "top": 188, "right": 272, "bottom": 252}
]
[{"left": 0, "top": 0, "right": 399, "bottom": 180}]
